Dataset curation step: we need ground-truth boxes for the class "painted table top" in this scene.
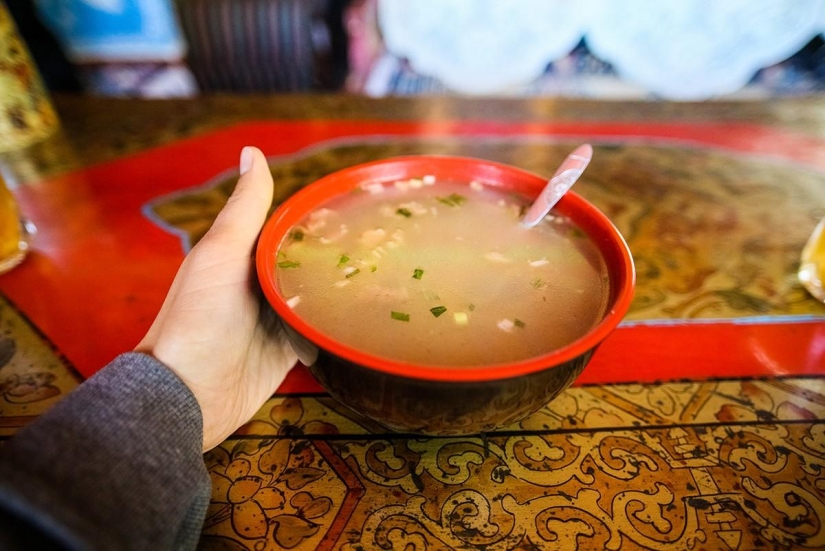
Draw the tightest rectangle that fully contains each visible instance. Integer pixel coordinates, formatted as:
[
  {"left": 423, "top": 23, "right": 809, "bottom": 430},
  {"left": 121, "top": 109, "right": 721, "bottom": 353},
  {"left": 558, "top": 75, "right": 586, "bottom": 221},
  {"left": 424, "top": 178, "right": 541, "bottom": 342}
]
[{"left": 0, "top": 94, "right": 823, "bottom": 549}]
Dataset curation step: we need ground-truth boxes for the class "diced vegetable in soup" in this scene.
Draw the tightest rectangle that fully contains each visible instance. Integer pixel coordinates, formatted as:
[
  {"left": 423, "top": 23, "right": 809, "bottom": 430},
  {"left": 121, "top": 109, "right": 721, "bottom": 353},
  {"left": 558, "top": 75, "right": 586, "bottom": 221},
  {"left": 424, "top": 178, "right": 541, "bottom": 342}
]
[{"left": 276, "top": 178, "right": 609, "bottom": 366}]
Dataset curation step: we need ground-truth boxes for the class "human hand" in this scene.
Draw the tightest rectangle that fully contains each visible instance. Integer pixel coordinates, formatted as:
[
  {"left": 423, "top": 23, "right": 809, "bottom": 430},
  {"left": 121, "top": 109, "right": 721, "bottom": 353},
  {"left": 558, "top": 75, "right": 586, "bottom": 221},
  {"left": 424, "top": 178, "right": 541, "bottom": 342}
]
[{"left": 136, "top": 146, "right": 297, "bottom": 451}]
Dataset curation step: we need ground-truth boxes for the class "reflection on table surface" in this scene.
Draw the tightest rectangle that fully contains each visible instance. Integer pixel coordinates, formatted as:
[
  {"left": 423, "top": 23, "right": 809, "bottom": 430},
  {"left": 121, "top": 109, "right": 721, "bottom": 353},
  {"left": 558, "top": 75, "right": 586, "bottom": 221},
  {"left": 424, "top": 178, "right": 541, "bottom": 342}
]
[{"left": 0, "top": 94, "right": 824, "bottom": 550}]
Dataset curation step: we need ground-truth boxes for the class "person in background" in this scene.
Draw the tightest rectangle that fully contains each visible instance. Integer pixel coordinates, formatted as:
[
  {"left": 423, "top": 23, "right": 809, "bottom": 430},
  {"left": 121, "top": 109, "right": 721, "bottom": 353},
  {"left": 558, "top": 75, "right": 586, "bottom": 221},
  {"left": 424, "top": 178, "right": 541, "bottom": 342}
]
[{"left": 0, "top": 146, "right": 297, "bottom": 550}]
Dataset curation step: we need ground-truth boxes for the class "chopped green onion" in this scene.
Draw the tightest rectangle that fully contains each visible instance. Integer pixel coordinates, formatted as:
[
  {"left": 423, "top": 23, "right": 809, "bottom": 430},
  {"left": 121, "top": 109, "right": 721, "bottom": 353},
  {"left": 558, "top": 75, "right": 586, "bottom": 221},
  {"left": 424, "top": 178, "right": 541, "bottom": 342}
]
[
  {"left": 277, "top": 260, "right": 301, "bottom": 269},
  {"left": 530, "top": 277, "right": 545, "bottom": 289},
  {"left": 290, "top": 229, "right": 304, "bottom": 241},
  {"left": 569, "top": 227, "right": 585, "bottom": 239},
  {"left": 430, "top": 306, "right": 447, "bottom": 318},
  {"left": 437, "top": 193, "right": 467, "bottom": 207},
  {"left": 396, "top": 208, "right": 413, "bottom": 218},
  {"left": 468, "top": 304, "right": 476, "bottom": 312},
  {"left": 345, "top": 268, "right": 361, "bottom": 279},
  {"left": 412, "top": 268, "right": 424, "bottom": 280},
  {"left": 514, "top": 319, "right": 526, "bottom": 328},
  {"left": 391, "top": 311, "right": 410, "bottom": 322},
  {"left": 370, "top": 265, "right": 377, "bottom": 272},
  {"left": 337, "top": 254, "right": 350, "bottom": 267}
]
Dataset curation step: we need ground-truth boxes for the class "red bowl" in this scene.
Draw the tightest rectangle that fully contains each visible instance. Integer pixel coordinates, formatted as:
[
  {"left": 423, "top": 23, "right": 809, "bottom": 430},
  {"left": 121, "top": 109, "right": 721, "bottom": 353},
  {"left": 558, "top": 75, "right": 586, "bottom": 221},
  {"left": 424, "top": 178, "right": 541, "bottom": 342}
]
[{"left": 256, "top": 155, "right": 635, "bottom": 435}]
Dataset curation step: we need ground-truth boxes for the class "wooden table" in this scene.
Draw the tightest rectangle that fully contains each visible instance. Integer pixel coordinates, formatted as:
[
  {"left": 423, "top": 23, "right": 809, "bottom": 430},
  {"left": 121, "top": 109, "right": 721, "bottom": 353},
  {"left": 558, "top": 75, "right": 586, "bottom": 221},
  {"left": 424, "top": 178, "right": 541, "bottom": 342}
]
[{"left": 1, "top": 93, "right": 824, "bottom": 550}]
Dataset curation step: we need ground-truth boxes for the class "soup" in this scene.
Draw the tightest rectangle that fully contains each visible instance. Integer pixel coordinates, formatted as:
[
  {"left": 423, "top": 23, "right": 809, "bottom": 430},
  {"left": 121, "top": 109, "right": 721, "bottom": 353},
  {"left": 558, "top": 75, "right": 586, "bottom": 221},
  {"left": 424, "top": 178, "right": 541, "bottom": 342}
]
[{"left": 275, "top": 176, "right": 609, "bottom": 366}]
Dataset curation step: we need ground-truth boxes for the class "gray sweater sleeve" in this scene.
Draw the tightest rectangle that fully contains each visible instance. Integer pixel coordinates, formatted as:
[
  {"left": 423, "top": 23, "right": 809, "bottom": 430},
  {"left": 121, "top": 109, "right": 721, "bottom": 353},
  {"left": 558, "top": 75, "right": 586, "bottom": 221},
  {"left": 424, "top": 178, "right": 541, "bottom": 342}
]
[{"left": 0, "top": 352, "right": 211, "bottom": 550}]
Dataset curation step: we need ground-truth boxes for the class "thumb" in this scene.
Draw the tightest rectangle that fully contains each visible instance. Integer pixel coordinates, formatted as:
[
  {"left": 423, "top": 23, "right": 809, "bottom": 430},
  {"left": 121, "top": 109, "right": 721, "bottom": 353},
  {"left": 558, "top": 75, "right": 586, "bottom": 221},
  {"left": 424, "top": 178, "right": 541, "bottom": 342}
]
[{"left": 206, "top": 146, "right": 274, "bottom": 247}]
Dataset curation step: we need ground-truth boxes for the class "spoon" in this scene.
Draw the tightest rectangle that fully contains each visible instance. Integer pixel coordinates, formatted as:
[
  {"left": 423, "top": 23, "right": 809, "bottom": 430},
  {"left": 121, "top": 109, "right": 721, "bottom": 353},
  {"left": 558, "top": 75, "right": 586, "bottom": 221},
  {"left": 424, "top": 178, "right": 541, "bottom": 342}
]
[{"left": 520, "top": 144, "right": 593, "bottom": 228}]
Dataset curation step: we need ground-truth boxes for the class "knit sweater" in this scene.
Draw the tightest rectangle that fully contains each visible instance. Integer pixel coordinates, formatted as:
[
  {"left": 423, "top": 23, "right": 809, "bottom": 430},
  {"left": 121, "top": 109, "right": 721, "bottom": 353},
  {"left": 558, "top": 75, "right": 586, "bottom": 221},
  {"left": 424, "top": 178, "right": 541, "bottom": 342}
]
[{"left": 0, "top": 353, "right": 210, "bottom": 550}]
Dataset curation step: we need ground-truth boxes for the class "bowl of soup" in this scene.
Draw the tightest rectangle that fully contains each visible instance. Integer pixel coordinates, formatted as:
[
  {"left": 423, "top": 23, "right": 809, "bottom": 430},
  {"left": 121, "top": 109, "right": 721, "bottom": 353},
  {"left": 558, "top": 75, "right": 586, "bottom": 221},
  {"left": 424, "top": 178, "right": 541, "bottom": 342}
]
[{"left": 256, "top": 155, "right": 634, "bottom": 435}]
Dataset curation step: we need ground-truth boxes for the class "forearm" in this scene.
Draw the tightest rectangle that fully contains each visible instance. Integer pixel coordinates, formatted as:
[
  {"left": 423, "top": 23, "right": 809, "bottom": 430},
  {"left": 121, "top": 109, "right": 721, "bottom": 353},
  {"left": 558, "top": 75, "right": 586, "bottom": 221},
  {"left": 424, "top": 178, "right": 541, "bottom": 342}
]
[{"left": 0, "top": 353, "right": 211, "bottom": 550}]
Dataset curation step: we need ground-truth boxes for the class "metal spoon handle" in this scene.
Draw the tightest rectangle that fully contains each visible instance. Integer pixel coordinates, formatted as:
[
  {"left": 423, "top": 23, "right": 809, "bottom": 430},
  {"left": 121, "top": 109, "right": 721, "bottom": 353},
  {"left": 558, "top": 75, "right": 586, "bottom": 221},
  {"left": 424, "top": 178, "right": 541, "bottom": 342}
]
[{"left": 520, "top": 144, "right": 593, "bottom": 228}]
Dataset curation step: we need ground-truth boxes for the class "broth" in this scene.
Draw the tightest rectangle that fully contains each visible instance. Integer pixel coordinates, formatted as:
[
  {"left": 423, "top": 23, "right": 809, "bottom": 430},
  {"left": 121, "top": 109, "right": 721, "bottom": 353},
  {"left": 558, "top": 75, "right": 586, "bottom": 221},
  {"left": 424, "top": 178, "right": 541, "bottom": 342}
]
[{"left": 276, "top": 177, "right": 609, "bottom": 366}]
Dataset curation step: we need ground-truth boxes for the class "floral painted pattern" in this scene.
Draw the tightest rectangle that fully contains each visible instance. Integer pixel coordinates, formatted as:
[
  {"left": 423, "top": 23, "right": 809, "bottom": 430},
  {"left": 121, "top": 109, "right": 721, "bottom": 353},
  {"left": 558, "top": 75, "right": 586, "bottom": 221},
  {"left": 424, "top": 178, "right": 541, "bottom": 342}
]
[
  {"left": 0, "top": 295, "right": 78, "bottom": 435},
  {"left": 201, "top": 437, "right": 347, "bottom": 550},
  {"left": 200, "top": 377, "right": 825, "bottom": 550}
]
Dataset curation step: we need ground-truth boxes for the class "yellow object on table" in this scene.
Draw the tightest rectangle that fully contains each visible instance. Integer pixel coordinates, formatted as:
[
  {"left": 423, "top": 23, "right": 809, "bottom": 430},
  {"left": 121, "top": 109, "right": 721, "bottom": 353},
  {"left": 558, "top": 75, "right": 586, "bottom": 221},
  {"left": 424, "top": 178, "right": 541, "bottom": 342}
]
[
  {"left": 0, "top": 171, "right": 29, "bottom": 274},
  {"left": 800, "top": 218, "right": 825, "bottom": 302},
  {"left": 0, "top": 1, "right": 59, "bottom": 152}
]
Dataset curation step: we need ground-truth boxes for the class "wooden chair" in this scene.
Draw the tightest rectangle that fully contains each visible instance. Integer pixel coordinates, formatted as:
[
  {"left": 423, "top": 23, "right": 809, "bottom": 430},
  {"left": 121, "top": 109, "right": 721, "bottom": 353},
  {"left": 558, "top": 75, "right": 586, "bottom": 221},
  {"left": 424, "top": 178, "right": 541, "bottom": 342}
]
[{"left": 175, "top": 0, "right": 348, "bottom": 92}]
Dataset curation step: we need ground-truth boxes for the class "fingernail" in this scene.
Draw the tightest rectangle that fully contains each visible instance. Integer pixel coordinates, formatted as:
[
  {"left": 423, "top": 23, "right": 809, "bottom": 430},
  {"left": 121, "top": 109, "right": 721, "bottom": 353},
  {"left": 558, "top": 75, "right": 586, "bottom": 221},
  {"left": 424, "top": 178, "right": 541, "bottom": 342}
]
[{"left": 240, "top": 146, "right": 254, "bottom": 175}]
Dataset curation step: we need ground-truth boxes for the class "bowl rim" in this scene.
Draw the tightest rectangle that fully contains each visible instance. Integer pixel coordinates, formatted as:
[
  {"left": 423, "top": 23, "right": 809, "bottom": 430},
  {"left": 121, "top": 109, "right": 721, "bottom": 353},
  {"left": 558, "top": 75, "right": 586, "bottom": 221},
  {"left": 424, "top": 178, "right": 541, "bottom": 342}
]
[{"left": 256, "top": 154, "right": 635, "bottom": 383}]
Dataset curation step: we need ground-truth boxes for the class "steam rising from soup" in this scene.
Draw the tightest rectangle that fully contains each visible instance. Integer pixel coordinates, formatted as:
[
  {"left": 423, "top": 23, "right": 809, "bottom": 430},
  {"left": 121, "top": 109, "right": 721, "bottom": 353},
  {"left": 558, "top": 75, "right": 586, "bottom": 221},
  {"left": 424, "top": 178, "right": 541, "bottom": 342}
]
[{"left": 275, "top": 177, "right": 609, "bottom": 366}]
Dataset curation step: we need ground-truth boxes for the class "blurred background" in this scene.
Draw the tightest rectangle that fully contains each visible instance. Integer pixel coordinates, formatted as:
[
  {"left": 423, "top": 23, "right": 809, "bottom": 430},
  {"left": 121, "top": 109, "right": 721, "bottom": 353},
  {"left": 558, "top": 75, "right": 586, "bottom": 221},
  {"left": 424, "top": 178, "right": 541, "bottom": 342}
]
[{"left": 7, "top": 0, "right": 825, "bottom": 100}]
